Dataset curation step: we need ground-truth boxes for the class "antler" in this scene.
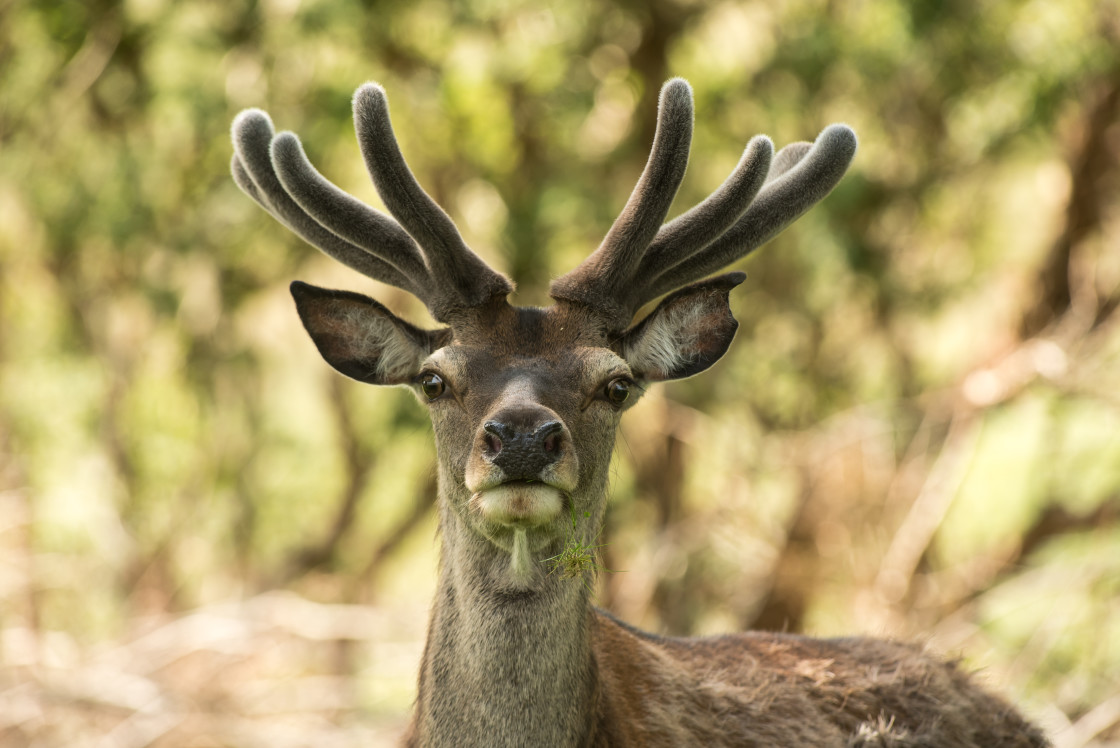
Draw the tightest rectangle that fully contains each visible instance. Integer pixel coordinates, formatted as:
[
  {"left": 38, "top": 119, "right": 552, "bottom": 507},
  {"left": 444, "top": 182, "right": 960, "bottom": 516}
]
[
  {"left": 550, "top": 78, "right": 857, "bottom": 330},
  {"left": 230, "top": 83, "right": 512, "bottom": 323}
]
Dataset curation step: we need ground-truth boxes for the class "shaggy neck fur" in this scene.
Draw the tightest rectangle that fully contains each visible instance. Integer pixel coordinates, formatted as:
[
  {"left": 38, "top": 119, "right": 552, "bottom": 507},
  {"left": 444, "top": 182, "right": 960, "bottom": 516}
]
[{"left": 409, "top": 472, "right": 607, "bottom": 747}]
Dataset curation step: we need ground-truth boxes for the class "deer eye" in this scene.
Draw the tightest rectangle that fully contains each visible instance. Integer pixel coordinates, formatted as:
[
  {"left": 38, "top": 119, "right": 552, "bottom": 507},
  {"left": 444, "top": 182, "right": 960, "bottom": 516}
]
[
  {"left": 419, "top": 372, "right": 445, "bottom": 400},
  {"left": 604, "top": 377, "right": 631, "bottom": 406}
]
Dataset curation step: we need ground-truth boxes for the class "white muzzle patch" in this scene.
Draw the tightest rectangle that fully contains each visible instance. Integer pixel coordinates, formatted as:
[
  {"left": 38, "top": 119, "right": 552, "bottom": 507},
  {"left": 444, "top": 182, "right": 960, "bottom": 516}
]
[{"left": 471, "top": 483, "right": 564, "bottom": 528}]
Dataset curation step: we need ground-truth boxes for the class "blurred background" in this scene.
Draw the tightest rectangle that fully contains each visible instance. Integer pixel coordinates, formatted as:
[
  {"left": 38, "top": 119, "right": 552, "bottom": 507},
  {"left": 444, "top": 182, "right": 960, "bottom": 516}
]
[{"left": 2, "top": 0, "right": 1119, "bottom": 745}]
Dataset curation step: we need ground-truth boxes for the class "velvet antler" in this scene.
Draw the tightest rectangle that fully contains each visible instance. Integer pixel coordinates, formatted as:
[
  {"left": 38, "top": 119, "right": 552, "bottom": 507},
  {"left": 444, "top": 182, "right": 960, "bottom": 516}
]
[
  {"left": 231, "top": 83, "right": 512, "bottom": 323},
  {"left": 232, "top": 79, "right": 854, "bottom": 330},
  {"left": 549, "top": 78, "right": 857, "bottom": 330}
]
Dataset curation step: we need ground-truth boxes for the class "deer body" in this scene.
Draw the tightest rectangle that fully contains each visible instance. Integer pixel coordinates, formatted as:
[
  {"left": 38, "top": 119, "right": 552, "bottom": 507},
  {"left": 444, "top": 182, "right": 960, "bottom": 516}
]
[
  {"left": 411, "top": 551, "right": 1045, "bottom": 747},
  {"left": 231, "top": 79, "right": 1049, "bottom": 747}
]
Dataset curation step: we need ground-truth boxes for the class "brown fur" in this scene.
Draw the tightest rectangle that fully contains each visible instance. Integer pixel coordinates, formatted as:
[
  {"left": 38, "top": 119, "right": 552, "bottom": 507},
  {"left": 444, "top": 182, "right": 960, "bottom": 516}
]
[{"left": 588, "top": 611, "right": 1047, "bottom": 747}]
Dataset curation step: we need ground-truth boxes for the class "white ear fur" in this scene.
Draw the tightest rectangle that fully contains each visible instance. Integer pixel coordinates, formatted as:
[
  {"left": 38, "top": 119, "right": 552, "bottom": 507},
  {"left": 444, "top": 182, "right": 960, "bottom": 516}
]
[
  {"left": 343, "top": 307, "right": 429, "bottom": 382},
  {"left": 621, "top": 301, "right": 712, "bottom": 380},
  {"left": 617, "top": 274, "right": 742, "bottom": 382}
]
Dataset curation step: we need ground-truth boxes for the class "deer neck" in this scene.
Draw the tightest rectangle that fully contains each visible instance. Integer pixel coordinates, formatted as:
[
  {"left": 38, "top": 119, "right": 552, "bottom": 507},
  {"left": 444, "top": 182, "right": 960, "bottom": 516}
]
[{"left": 413, "top": 475, "right": 604, "bottom": 747}]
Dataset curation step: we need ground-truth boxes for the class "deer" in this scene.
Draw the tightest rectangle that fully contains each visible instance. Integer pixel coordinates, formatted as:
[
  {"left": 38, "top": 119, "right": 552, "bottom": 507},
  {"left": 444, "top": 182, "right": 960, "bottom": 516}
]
[{"left": 230, "top": 78, "right": 1050, "bottom": 747}]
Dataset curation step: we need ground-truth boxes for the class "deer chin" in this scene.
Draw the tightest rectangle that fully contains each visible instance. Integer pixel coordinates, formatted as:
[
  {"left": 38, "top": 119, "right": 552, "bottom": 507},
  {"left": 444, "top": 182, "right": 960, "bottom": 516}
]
[{"left": 468, "top": 482, "right": 569, "bottom": 585}]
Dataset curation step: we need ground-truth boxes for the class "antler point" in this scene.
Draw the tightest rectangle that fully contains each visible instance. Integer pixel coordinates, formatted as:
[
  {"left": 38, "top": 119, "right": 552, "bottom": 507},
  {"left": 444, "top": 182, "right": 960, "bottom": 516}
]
[
  {"left": 819, "top": 123, "right": 859, "bottom": 153},
  {"left": 231, "top": 108, "right": 274, "bottom": 140},
  {"left": 747, "top": 134, "right": 775, "bottom": 155},
  {"left": 269, "top": 130, "right": 305, "bottom": 166},
  {"left": 659, "top": 77, "right": 694, "bottom": 111},
  {"left": 272, "top": 129, "right": 299, "bottom": 145},
  {"left": 354, "top": 81, "right": 388, "bottom": 105}
]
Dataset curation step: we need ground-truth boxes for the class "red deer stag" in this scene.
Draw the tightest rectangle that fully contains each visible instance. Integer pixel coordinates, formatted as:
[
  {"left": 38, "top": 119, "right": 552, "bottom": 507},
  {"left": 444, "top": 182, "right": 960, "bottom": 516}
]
[{"left": 231, "top": 78, "right": 1049, "bottom": 747}]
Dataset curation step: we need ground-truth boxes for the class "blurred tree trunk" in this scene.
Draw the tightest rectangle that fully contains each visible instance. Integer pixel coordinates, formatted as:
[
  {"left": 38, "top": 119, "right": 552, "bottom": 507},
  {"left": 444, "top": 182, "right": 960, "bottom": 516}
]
[
  {"left": 274, "top": 376, "right": 372, "bottom": 586},
  {"left": 745, "top": 467, "right": 813, "bottom": 633},
  {"left": 1021, "top": 71, "right": 1120, "bottom": 336}
]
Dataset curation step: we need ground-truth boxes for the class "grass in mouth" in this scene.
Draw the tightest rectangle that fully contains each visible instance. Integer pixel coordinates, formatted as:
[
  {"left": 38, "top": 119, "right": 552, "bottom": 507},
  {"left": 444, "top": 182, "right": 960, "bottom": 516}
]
[{"left": 545, "top": 507, "right": 612, "bottom": 587}]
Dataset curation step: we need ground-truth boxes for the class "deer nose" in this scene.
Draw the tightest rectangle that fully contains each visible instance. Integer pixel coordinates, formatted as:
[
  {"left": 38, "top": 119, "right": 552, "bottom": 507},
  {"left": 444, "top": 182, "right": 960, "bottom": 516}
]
[{"left": 482, "top": 419, "right": 564, "bottom": 480}]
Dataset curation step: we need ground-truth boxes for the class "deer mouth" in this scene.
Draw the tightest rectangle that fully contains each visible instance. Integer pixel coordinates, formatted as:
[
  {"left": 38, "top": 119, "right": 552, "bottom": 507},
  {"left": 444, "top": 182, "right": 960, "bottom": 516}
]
[{"left": 469, "top": 480, "right": 566, "bottom": 529}]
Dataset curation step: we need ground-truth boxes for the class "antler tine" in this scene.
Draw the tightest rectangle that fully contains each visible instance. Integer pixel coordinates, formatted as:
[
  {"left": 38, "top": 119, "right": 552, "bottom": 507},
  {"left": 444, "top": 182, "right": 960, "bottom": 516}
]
[
  {"left": 635, "top": 123, "right": 858, "bottom": 309},
  {"left": 549, "top": 78, "right": 695, "bottom": 325},
  {"left": 626, "top": 134, "right": 775, "bottom": 308},
  {"left": 766, "top": 141, "right": 813, "bottom": 183},
  {"left": 231, "top": 110, "right": 426, "bottom": 298},
  {"left": 352, "top": 83, "right": 513, "bottom": 316},
  {"left": 231, "top": 150, "right": 270, "bottom": 208},
  {"left": 268, "top": 131, "right": 432, "bottom": 289}
]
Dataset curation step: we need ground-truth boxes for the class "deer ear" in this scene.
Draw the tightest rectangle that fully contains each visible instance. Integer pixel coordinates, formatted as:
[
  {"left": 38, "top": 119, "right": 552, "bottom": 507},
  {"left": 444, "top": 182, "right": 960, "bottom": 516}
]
[
  {"left": 616, "top": 272, "right": 744, "bottom": 382},
  {"left": 290, "top": 281, "right": 450, "bottom": 385}
]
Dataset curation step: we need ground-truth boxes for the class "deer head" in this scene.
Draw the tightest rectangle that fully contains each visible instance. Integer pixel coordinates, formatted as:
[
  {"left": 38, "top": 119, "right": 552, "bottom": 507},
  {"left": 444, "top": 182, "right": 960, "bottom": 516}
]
[{"left": 231, "top": 79, "right": 855, "bottom": 592}]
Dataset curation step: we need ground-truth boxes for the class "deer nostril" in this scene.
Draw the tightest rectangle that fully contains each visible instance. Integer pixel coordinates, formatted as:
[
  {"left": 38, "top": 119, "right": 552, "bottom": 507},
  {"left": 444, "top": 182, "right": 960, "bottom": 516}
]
[
  {"left": 482, "top": 421, "right": 505, "bottom": 455},
  {"left": 486, "top": 433, "right": 502, "bottom": 454},
  {"left": 537, "top": 421, "right": 563, "bottom": 454}
]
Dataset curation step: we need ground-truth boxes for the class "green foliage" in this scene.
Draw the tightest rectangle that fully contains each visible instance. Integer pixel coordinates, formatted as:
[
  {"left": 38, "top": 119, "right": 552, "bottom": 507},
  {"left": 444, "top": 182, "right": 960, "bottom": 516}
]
[{"left": 2, "top": 0, "right": 1119, "bottom": 740}]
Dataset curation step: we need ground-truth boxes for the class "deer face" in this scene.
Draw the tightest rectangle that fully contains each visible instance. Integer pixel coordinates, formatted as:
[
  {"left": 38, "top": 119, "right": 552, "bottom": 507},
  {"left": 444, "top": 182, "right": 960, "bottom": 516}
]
[
  {"left": 233, "top": 77, "right": 854, "bottom": 582},
  {"left": 291, "top": 274, "right": 742, "bottom": 571},
  {"left": 420, "top": 309, "right": 628, "bottom": 563}
]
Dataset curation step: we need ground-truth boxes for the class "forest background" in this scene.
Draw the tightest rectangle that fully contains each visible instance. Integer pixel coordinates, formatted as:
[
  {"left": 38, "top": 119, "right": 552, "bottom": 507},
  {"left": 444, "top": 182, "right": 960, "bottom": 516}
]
[{"left": 2, "top": 0, "right": 1119, "bottom": 745}]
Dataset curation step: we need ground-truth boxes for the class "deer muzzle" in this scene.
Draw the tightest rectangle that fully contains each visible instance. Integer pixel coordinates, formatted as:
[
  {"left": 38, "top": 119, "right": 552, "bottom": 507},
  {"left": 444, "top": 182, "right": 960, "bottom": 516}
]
[{"left": 465, "top": 405, "right": 578, "bottom": 528}]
